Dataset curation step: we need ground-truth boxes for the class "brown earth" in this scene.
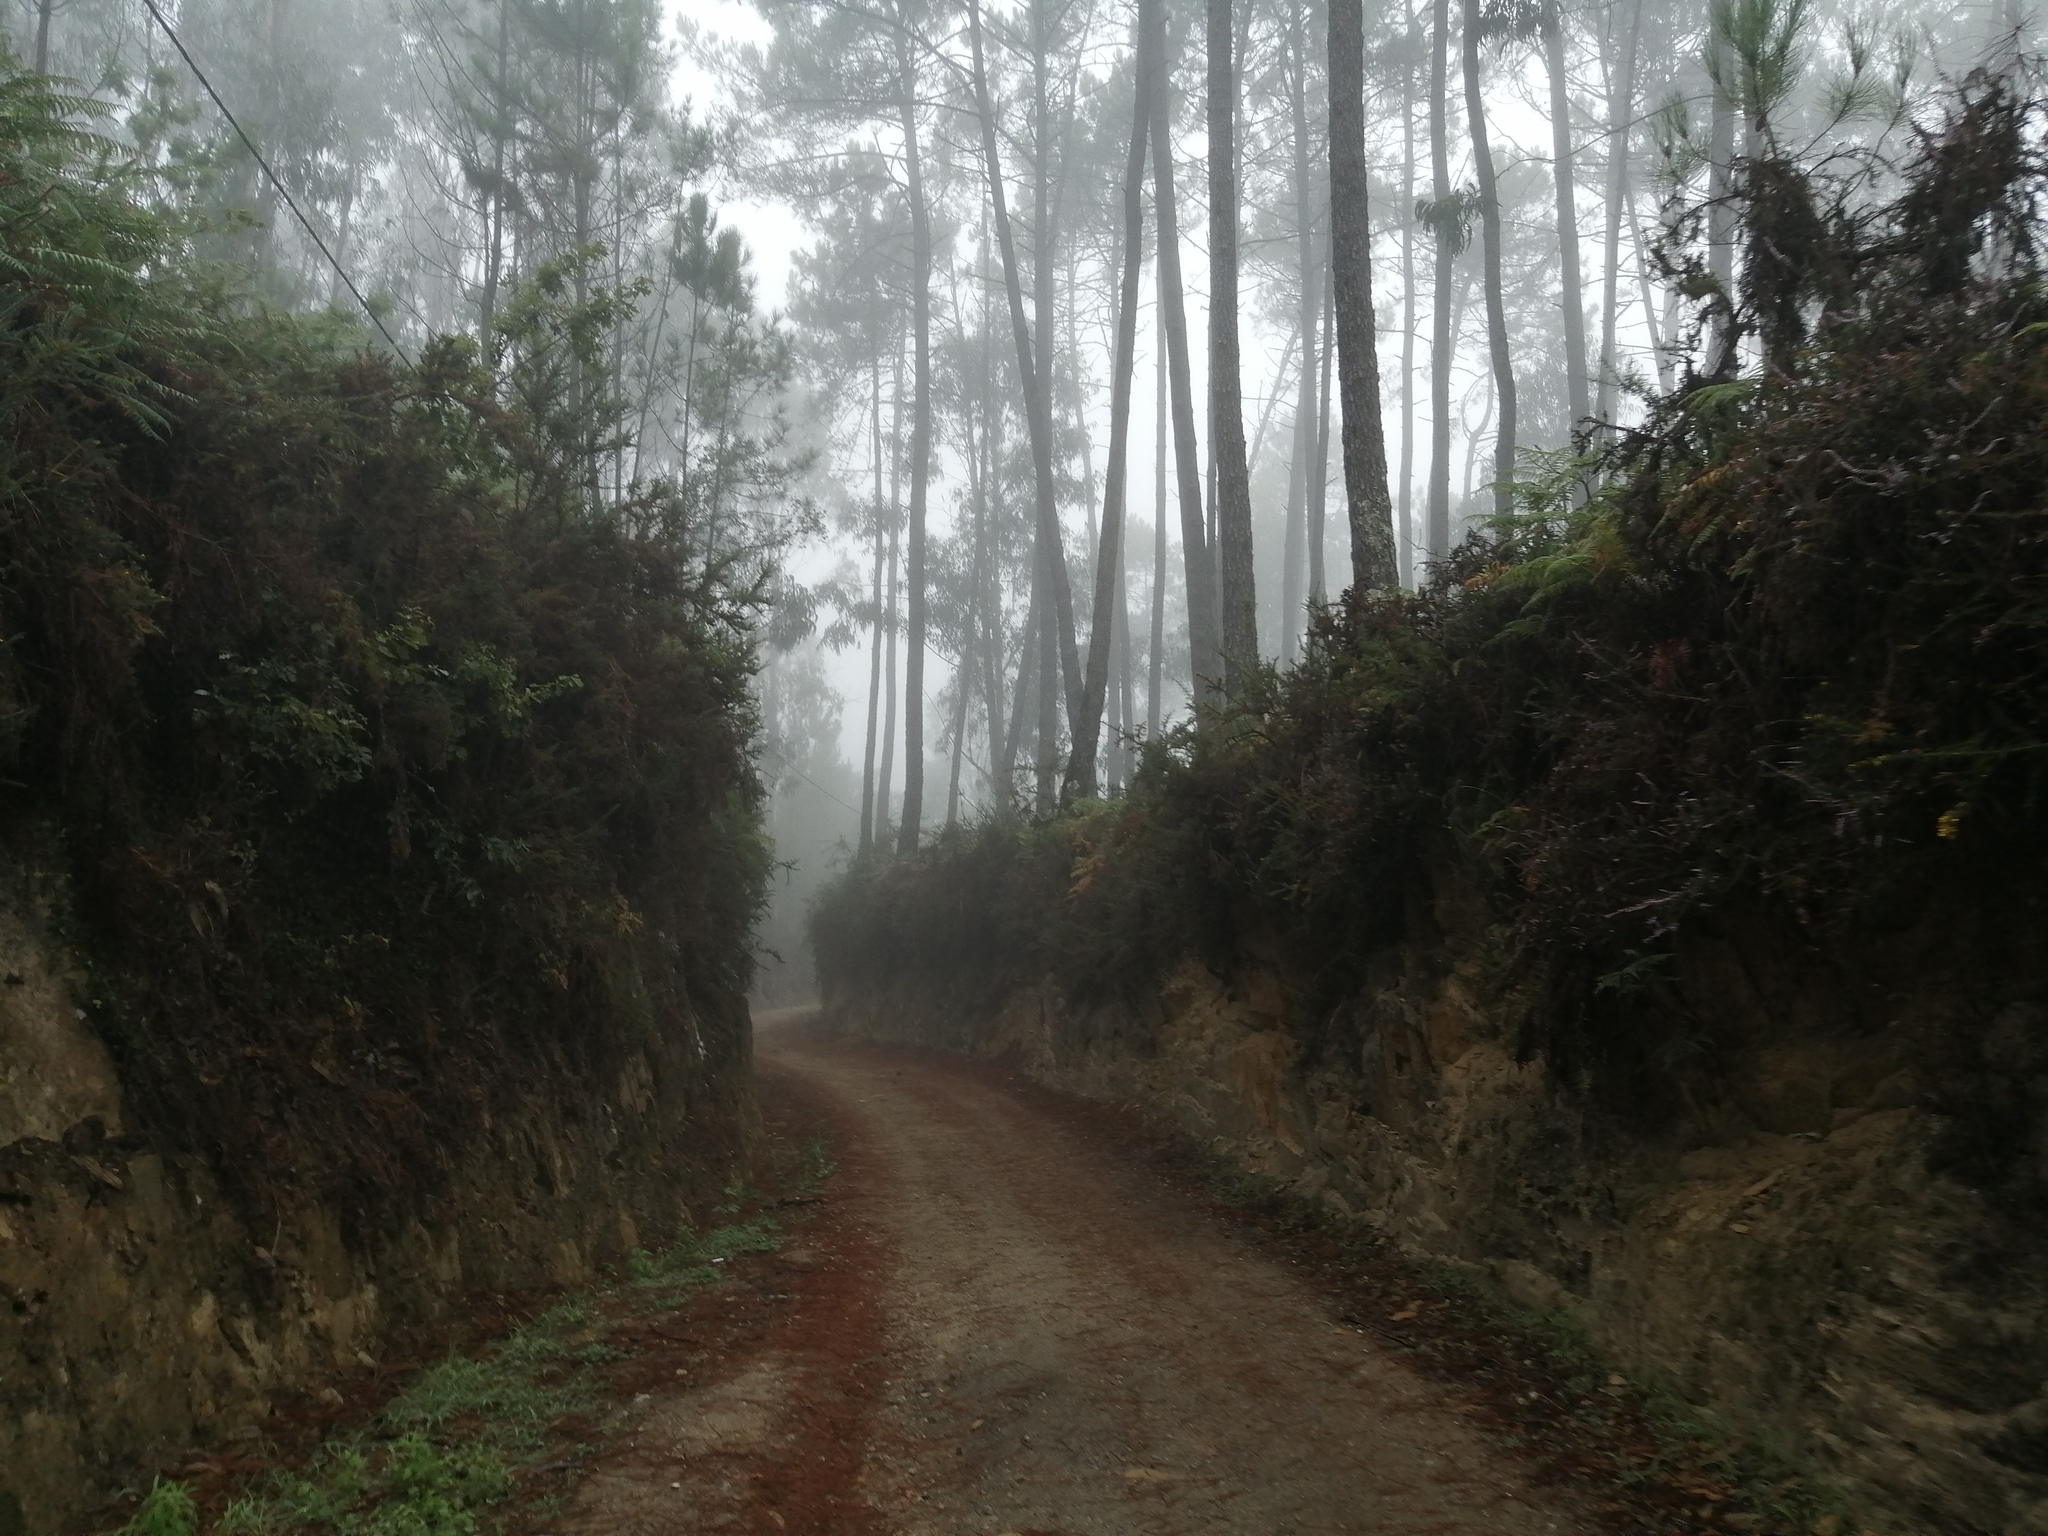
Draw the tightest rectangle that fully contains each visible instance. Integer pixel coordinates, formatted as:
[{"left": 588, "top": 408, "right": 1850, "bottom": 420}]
[{"left": 559, "top": 1008, "right": 1601, "bottom": 1536}]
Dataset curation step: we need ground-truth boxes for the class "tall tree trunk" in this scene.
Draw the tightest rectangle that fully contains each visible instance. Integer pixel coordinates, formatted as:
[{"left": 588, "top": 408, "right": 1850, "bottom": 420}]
[
  {"left": 1331, "top": 0, "right": 1400, "bottom": 590},
  {"left": 480, "top": 0, "right": 511, "bottom": 356},
  {"left": 1208, "top": 0, "right": 1258, "bottom": 691},
  {"left": 1398, "top": 4, "right": 1418, "bottom": 586},
  {"left": 1707, "top": 21, "right": 1737, "bottom": 372},
  {"left": 896, "top": 17, "right": 933, "bottom": 854},
  {"left": 33, "top": 0, "right": 53, "bottom": 72},
  {"left": 858, "top": 364, "right": 884, "bottom": 860},
  {"left": 1310, "top": 265, "right": 1334, "bottom": 603},
  {"left": 878, "top": 541, "right": 899, "bottom": 844},
  {"left": 1148, "top": 300, "right": 1168, "bottom": 737},
  {"left": 1065, "top": 8, "right": 1149, "bottom": 801},
  {"left": 1036, "top": 540, "right": 1057, "bottom": 814},
  {"left": 878, "top": 370, "right": 902, "bottom": 844},
  {"left": 1115, "top": 549, "right": 1135, "bottom": 787},
  {"left": 945, "top": 651, "right": 970, "bottom": 828},
  {"left": 1463, "top": 0, "right": 1516, "bottom": 520},
  {"left": 966, "top": 0, "right": 1084, "bottom": 738},
  {"left": 1000, "top": 584, "right": 1038, "bottom": 804},
  {"left": 1541, "top": 0, "right": 1590, "bottom": 430},
  {"left": 1596, "top": 0, "right": 1641, "bottom": 427},
  {"left": 1145, "top": 0, "right": 1221, "bottom": 711},
  {"left": 1634, "top": 196, "right": 1674, "bottom": 392},
  {"left": 1426, "top": 0, "right": 1454, "bottom": 563},
  {"left": 978, "top": 276, "right": 1012, "bottom": 789},
  {"left": 1282, "top": 0, "right": 1318, "bottom": 658}
]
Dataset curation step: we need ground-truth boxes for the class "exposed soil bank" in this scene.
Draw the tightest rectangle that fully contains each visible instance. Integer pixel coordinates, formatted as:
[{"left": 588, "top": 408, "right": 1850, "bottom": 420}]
[
  {"left": 821, "top": 866, "right": 2048, "bottom": 1536},
  {"left": 0, "top": 863, "right": 754, "bottom": 1536}
]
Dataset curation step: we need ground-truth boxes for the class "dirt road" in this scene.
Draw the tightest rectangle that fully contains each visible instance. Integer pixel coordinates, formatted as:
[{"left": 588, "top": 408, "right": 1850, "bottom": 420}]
[{"left": 564, "top": 1010, "right": 1590, "bottom": 1535}]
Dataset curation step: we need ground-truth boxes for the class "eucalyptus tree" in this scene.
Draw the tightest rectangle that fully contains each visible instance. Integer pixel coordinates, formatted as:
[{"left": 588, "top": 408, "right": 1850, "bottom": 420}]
[
  {"left": 1207, "top": 0, "right": 1257, "bottom": 694},
  {"left": 1596, "top": 0, "right": 1643, "bottom": 428},
  {"left": 1461, "top": 0, "right": 1515, "bottom": 518},
  {"left": 1062, "top": 3, "right": 1146, "bottom": 801},
  {"left": 1424, "top": 0, "right": 1453, "bottom": 561},
  {"left": 1328, "top": 0, "right": 1395, "bottom": 589},
  {"left": 966, "top": 0, "right": 1083, "bottom": 810},
  {"left": 1144, "top": 0, "right": 1218, "bottom": 709},
  {"left": 1539, "top": 0, "right": 1589, "bottom": 431}
]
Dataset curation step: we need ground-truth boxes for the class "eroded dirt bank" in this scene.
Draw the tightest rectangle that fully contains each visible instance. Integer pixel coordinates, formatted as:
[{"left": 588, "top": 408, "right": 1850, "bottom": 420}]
[
  {"left": 0, "top": 866, "right": 754, "bottom": 1536},
  {"left": 567, "top": 1009, "right": 1608, "bottom": 1535}
]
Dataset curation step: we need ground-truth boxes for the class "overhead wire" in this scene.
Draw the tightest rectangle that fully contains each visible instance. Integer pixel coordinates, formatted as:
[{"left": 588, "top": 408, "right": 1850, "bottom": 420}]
[{"left": 137, "top": 0, "right": 408, "bottom": 361}]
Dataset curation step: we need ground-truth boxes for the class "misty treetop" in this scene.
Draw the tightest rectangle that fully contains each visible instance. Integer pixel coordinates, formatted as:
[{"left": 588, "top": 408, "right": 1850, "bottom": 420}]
[
  {"left": 6, "top": 0, "right": 2035, "bottom": 867},
  {"left": 719, "top": 0, "right": 2028, "bottom": 849}
]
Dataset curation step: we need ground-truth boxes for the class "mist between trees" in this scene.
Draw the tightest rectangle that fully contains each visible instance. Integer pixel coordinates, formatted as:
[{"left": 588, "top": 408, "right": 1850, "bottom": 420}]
[{"left": 8, "top": 0, "right": 2034, "bottom": 941}]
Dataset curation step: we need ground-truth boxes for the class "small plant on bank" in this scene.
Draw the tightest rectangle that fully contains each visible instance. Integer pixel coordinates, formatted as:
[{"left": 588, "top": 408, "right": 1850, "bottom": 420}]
[{"left": 124, "top": 1210, "right": 794, "bottom": 1535}]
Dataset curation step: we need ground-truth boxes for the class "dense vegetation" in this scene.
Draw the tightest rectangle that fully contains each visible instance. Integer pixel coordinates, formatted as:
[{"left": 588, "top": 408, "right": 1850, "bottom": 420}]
[
  {"left": 813, "top": 70, "right": 2048, "bottom": 1095},
  {"left": 0, "top": 63, "right": 768, "bottom": 1218}
]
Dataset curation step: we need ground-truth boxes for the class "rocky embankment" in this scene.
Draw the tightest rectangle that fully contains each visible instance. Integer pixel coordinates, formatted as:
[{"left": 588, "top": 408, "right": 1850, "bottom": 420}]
[{"left": 824, "top": 861, "right": 2048, "bottom": 1536}]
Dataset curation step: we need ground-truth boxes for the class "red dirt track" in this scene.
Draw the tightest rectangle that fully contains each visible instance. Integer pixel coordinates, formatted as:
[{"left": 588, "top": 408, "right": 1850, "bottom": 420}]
[{"left": 560, "top": 1009, "right": 1591, "bottom": 1535}]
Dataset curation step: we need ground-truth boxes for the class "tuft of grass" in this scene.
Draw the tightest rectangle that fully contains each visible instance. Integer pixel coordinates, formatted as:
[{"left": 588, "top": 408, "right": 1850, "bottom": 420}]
[{"left": 116, "top": 1482, "right": 198, "bottom": 1536}]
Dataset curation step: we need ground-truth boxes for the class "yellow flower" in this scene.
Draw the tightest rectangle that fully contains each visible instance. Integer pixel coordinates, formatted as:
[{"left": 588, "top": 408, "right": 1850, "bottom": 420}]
[{"left": 1936, "top": 809, "right": 1962, "bottom": 840}]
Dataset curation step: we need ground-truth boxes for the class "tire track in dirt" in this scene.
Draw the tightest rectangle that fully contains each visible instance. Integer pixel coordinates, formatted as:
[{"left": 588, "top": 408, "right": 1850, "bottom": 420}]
[{"left": 562, "top": 1009, "right": 1594, "bottom": 1535}]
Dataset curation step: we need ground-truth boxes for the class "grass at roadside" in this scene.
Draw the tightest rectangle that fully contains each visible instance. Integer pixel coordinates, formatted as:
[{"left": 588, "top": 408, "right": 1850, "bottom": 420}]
[{"left": 109, "top": 1144, "right": 834, "bottom": 1536}]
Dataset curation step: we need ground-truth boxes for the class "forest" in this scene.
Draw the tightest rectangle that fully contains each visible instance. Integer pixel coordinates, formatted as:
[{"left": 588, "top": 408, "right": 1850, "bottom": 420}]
[{"left": 2, "top": 0, "right": 2046, "bottom": 1523}]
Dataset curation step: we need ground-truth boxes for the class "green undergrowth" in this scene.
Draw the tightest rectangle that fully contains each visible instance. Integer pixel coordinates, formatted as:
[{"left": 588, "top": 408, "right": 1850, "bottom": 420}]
[
  {"left": 0, "top": 51, "right": 769, "bottom": 1232},
  {"left": 109, "top": 1208, "right": 807, "bottom": 1536}
]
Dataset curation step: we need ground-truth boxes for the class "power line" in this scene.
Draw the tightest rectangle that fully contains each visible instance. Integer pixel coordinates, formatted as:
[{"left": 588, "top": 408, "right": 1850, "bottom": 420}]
[
  {"left": 757, "top": 744, "right": 861, "bottom": 817},
  {"left": 139, "top": 0, "right": 407, "bottom": 361}
]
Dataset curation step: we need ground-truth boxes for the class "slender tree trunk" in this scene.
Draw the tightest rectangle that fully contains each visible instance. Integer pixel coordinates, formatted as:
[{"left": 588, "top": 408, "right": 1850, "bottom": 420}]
[
  {"left": 1145, "top": 0, "right": 1221, "bottom": 711},
  {"left": 1542, "top": 0, "right": 1590, "bottom": 431},
  {"left": 879, "top": 557, "right": 899, "bottom": 843},
  {"left": 1596, "top": 0, "right": 1641, "bottom": 427},
  {"left": 1707, "top": 22, "right": 1737, "bottom": 372},
  {"left": 1115, "top": 548, "right": 1135, "bottom": 786},
  {"left": 1630, "top": 195, "right": 1673, "bottom": 391},
  {"left": 1463, "top": 0, "right": 1516, "bottom": 519},
  {"left": 479, "top": 0, "right": 511, "bottom": 356},
  {"left": 945, "top": 653, "right": 970, "bottom": 828},
  {"left": 1283, "top": 0, "right": 1317, "bottom": 659},
  {"left": 1000, "top": 583, "right": 1038, "bottom": 801},
  {"left": 967, "top": 0, "right": 1083, "bottom": 737},
  {"left": 978, "top": 271, "right": 1012, "bottom": 788},
  {"left": 895, "top": 19, "right": 933, "bottom": 854},
  {"left": 1310, "top": 265, "right": 1334, "bottom": 603},
  {"left": 1398, "top": 5, "right": 1418, "bottom": 586},
  {"left": 1248, "top": 325, "right": 1302, "bottom": 479},
  {"left": 1065, "top": 10, "right": 1149, "bottom": 801},
  {"left": 1208, "top": 0, "right": 1258, "bottom": 690},
  {"left": 858, "top": 364, "right": 884, "bottom": 860},
  {"left": 1036, "top": 540, "right": 1058, "bottom": 814},
  {"left": 878, "top": 375, "right": 902, "bottom": 845},
  {"left": 1331, "top": 0, "right": 1399, "bottom": 590},
  {"left": 1148, "top": 301, "right": 1168, "bottom": 737},
  {"left": 33, "top": 0, "right": 53, "bottom": 73},
  {"left": 1426, "top": 0, "right": 1454, "bottom": 563}
]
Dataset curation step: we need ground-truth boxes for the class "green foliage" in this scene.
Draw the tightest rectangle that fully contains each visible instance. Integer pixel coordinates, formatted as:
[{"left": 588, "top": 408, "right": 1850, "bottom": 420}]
[
  {"left": 0, "top": 60, "right": 769, "bottom": 1220},
  {"left": 116, "top": 1481, "right": 198, "bottom": 1536},
  {"left": 814, "top": 69, "right": 2048, "bottom": 1096}
]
